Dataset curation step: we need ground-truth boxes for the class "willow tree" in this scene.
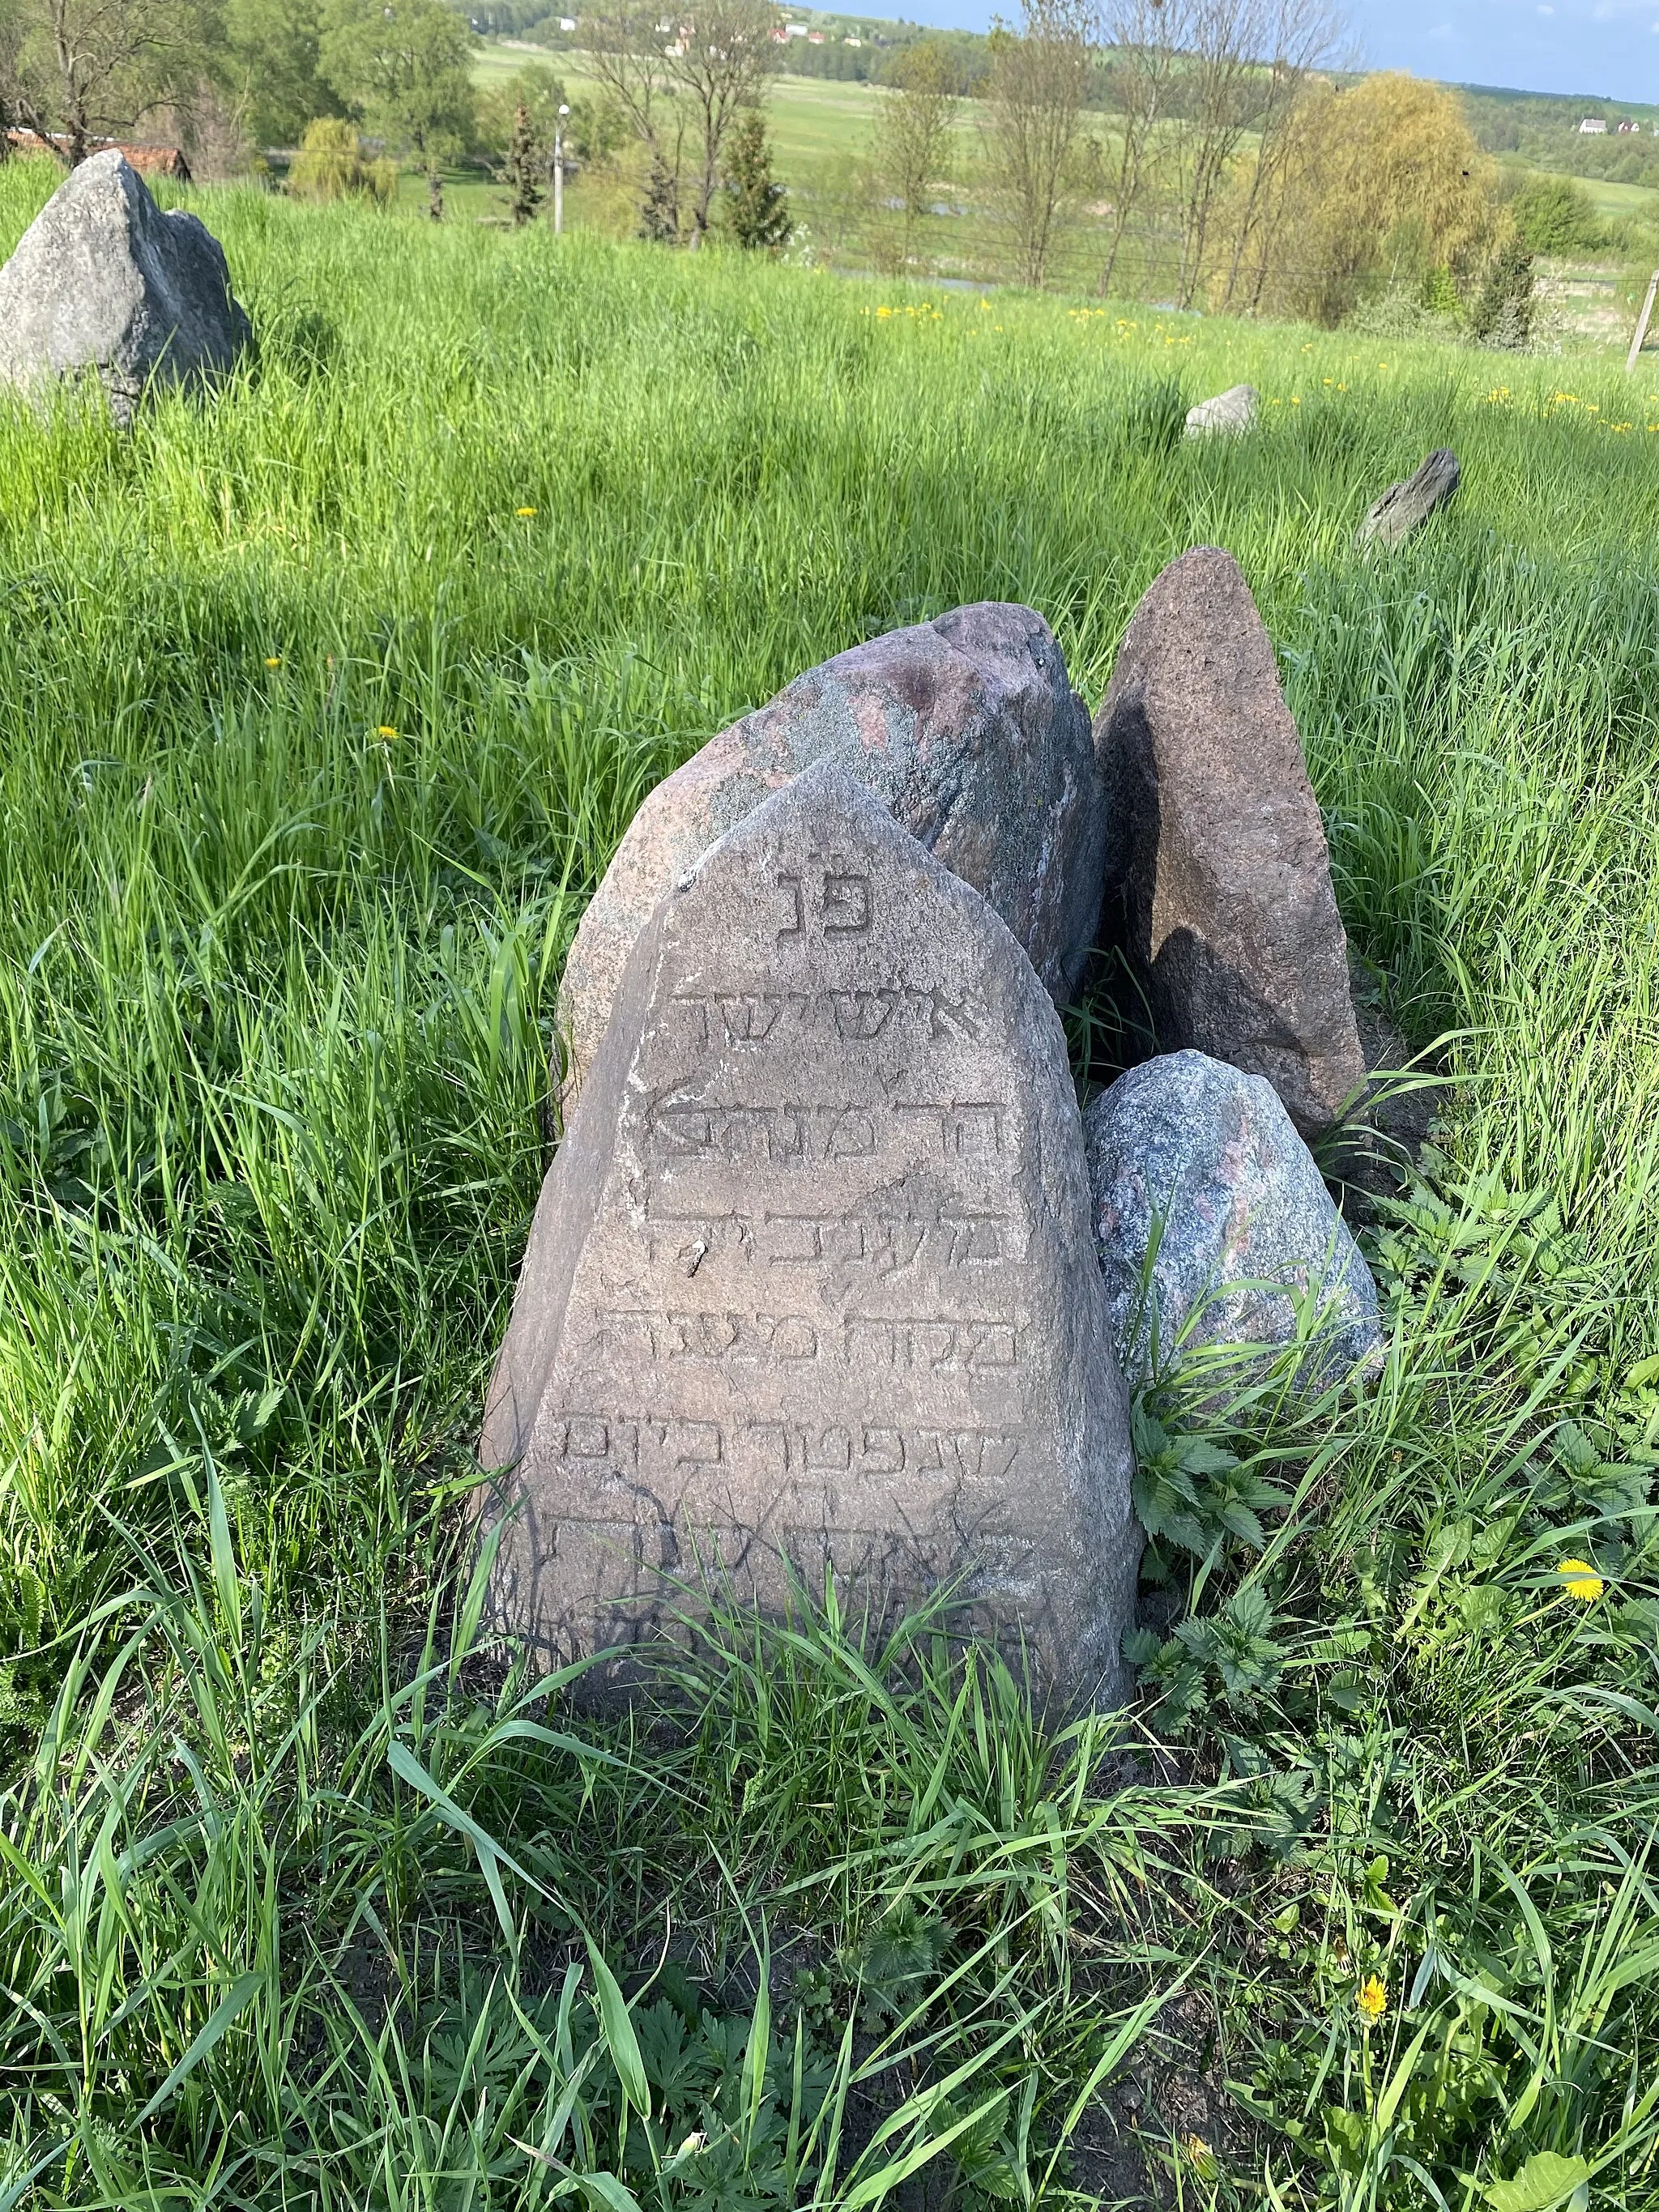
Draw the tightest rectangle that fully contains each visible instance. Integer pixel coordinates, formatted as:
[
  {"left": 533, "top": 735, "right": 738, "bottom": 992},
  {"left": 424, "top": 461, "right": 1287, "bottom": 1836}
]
[{"left": 1244, "top": 71, "right": 1496, "bottom": 325}]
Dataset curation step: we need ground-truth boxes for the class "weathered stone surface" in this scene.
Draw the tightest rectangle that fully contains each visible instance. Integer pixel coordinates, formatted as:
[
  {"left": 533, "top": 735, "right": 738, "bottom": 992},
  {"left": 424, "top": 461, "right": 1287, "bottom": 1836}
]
[
  {"left": 1184, "top": 385, "right": 1258, "bottom": 437},
  {"left": 1356, "top": 448, "right": 1460, "bottom": 548},
  {"left": 1083, "top": 1050, "right": 1384, "bottom": 1387},
  {"left": 1094, "top": 546, "right": 1366, "bottom": 1137},
  {"left": 483, "top": 758, "right": 1138, "bottom": 1707},
  {"left": 557, "top": 603, "right": 1102, "bottom": 1110},
  {"left": 0, "top": 151, "right": 251, "bottom": 423}
]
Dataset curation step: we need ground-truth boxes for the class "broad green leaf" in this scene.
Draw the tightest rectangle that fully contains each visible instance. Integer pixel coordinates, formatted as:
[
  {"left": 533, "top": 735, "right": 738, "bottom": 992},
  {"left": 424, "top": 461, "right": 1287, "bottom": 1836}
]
[{"left": 1485, "top": 2152, "right": 1592, "bottom": 2212}]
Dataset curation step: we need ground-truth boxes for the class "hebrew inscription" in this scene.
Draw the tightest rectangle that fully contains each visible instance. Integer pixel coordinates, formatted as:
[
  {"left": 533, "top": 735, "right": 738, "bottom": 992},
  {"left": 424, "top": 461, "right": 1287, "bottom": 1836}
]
[{"left": 480, "top": 761, "right": 1139, "bottom": 1707}]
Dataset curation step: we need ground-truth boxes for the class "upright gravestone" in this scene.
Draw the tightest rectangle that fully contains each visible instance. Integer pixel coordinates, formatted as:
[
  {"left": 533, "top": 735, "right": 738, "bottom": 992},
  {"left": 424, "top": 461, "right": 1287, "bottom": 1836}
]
[
  {"left": 481, "top": 759, "right": 1138, "bottom": 1707},
  {"left": 1094, "top": 547, "right": 1365, "bottom": 1139}
]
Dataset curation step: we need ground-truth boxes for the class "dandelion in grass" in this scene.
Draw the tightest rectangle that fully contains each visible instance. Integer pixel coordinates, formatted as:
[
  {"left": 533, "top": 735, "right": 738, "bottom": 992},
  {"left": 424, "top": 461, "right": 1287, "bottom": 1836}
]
[
  {"left": 376, "top": 725, "right": 397, "bottom": 740},
  {"left": 515, "top": 505, "right": 537, "bottom": 517},
  {"left": 1183, "top": 2134, "right": 1218, "bottom": 2180},
  {"left": 1357, "top": 1974, "right": 1387, "bottom": 2025},
  {"left": 1557, "top": 1558, "right": 1604, "bottom": 1601},
  {"left": 264, "top": 655, "right": 281, "bottom": 667}
]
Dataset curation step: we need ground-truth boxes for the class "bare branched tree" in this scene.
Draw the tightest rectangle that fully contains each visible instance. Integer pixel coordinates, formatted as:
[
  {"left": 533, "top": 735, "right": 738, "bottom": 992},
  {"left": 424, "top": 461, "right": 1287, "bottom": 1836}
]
[
  {"left": 1097, "top": 0, "right": 1191, "bottom": 296},
  {"left": 664, "top": 0, "right": 777, "bottom": 245},
  {"left": 873, "top": 37, "right": 958, "bottom": 270},
  {"left": 579, "top": 0, "right": 673, "bottom": 151},
  {"left": 1213, "top": 0, "right": 1345, "bottom": 309},
  {"left": 9, "top": 0, "right": 207, "bottom": 161},
  {"left": 984, "top": 0, "right": 1095, "bottom": 289},
  {"left": 1169, "top": 0, "right": 1267, "bottom": 305}
]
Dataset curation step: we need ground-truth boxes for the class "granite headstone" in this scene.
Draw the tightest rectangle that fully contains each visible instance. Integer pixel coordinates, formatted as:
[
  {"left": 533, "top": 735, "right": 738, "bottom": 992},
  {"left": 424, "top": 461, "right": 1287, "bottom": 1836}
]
[{"left": 482, "top": 759, "right": 1138, "bottom": 1707}]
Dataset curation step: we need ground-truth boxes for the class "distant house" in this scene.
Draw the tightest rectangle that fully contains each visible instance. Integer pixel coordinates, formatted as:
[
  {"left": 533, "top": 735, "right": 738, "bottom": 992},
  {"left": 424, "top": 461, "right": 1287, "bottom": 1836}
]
[
  {"left": 1618, "top": 118, "right": 1641, "bottom": 132},
  {"left": 785, "top": 20, "right": 808, "bottom": 32},
  {"left": 559, "top": 15, "right": 576, "bottom": 26},
  {"left": 807, "top": 29, "right": 825, "bottom": 41},
  {"left": 843, "top": 33, "right": 862, "bottom": 42},
  {"left": 6, "top": 129, "right": 192, "bottom": 178},
  {"left": 1580, "top": 117, "right": 1608, "bottom": 133}
]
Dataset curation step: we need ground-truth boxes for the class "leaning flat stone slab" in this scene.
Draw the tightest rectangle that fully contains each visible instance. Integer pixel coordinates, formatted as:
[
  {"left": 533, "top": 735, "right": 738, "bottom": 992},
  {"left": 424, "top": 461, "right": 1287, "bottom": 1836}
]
[
  {"left": 1184, "top": 385, "right": 1257, "bottom": 437},
  {"left": 1083, "top": 1050, "right": 1384, "bottom": 1387},
  {"left": 557, "top": 603, "right": 1103, "bottom": 1110},
  {"left": 1356, "top": 448, "right": 1460, "bottom": 548},
  {"left": 0, "top": 150, "right": 251, "bottom": 423},
  {"left": 482, "top": 758, "right": 1138, "bottom": 1707},
  {"left": 1094, "top": 546, "right": 1366, "bottom": 1138}
]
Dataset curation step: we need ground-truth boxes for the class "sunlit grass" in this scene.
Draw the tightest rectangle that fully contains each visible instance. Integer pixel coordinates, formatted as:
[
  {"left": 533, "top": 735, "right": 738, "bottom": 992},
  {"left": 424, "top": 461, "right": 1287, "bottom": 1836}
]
[{"left": 4, "top": 157, "right": 1659, "bottom": 2205}]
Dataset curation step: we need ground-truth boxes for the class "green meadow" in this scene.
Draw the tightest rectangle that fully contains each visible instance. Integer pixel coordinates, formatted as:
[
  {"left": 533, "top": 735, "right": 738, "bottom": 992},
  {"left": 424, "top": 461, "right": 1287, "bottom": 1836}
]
[{"left": 6, "top": 151, "right": 1659, "bottom": 2205}]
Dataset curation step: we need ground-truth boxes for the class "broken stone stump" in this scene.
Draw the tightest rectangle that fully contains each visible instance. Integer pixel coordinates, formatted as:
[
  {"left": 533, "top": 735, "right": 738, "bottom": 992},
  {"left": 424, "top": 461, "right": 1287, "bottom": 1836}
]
[
  {"left": 481, "top": 757, "right": 1139, "bottom": 1708},
  {"left": 557, "top": 602, "right": 1104, "bottom": 1110},
  {"left": 0, "top": 150, "right": 252, "bottom": 424},
  {"left": 1356, "top": 449, "right": 1460, "bottom": 548},
  {"left": 1184, "top": 385, "right": 1258, "bottom": 437},
  {"left": 1093, "top": 547, "right": 1366, "bottom": 1139},
  {"left": 1083, "top": 1051, "right": 1384, "bottom": 1388}
]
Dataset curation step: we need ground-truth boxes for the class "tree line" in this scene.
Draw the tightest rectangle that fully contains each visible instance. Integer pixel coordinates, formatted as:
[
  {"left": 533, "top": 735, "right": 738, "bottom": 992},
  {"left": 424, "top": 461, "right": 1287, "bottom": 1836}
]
[
  {"left": 838, "top": 0, "right": 1534, "bottom": 330},
  {"left": 0, "top": 0, "right": 1546, "bottom": 331}
]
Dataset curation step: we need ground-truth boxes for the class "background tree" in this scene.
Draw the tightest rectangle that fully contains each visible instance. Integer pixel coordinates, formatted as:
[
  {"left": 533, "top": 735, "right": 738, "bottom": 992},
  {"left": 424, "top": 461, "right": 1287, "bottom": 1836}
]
[
  {"left": 320, "top": 0, "right": 476, "bottom": 207},
  {"left": 1097, "top": 0, "right": 1190, "bottom": 297},
  {"left": 983, "top": 0, "right": 1094, "bottom": 289},
  {"left": 664, "top": 0, "right": 778, "bottom": 246},
  {"left": 499, "top": 96, "right": 543, "bottom": 223},
  {"left": 872, "top": 37, "right": 957, "bottom": 270},
  {"left": 723, "top": 103, "right": 790, "bottom": 249},
  {"left": 1209, "top": 0, "right": 1346, "bottom": 312},
  {"left": 1249, "top": 72, "right": 1495, "bottom": 325},
  {"left": 1469, "top": 234, "right": 1534, "bottom": 348},
  {"left": 1169, "top": 0, "right": 1274, "bottom": 306},
  {"left": 637, "top": 144, "right": 680, "bottom": 240},
  {"left": 7, "top": 0, "right": 212, "bottom": 160},
  {"left": 221, "top": 0, "right": 331, "bottom": 151},
  {"left": 288, "top": 113, "right": 398, "bottom": 200}
]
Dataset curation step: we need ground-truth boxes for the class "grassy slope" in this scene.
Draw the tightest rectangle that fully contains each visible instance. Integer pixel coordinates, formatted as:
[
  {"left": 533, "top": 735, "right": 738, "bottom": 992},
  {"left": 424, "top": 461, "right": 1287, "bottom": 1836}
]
[{"left": 5, "top": 158, "right": 1659, "bottom": 2204}]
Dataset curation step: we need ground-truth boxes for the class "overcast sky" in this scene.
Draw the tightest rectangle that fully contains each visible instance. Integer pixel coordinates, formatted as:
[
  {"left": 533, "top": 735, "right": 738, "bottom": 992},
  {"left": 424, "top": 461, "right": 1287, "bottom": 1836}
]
[{"left": 895, "top": 0, "right": 1659, "bottom": 101}]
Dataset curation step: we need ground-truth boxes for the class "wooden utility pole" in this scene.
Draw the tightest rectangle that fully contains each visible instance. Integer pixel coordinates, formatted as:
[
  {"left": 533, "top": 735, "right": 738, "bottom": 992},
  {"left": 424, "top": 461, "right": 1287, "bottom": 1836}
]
[
  {"left": 553, "top": 104, "right": 569, "bottom": 234},
  {"left": 1627, "top": 269, "right": 1659, "bottom": 372}
]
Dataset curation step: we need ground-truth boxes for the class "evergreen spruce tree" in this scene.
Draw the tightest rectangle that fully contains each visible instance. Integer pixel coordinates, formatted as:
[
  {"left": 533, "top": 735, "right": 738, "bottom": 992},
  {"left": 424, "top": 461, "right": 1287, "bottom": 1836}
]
[
  {"left": 723, "top": 109, "right": 791, "bottom": 252},
  {"left": 638, "top": 150, "right": 680, "bottom": 244},
  {"left": 501, "top": 100, "right": 544, "bottom": 227},
  {"left": 1469, "top": 238, "right": 1535, "bottom": 351}
]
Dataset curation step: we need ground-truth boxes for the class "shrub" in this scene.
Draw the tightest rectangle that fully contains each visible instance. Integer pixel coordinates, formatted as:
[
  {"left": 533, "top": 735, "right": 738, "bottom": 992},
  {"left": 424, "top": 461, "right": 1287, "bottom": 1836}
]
[
  {"left": 1469, "top": 236, "right": 1536, "bottom": 348},
  {"left": 1510, "top": 174, "right": 1604, "bottom": 257},
  {"left": 288, "top": 117, "right": 399, "bottom": 206}
]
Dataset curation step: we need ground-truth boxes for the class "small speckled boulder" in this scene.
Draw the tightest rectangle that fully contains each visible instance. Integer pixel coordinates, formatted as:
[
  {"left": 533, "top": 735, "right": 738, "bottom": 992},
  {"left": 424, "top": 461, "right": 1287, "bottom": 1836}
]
[{"left": 1081, "top": 1050, "right": 1384, "bottom": 1387}]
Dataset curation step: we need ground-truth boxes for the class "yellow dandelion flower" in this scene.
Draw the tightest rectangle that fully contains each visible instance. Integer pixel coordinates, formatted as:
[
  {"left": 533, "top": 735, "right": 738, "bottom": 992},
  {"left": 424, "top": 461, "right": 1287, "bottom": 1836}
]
[
  {"left": 1290, "top": 394, "right": 1301, "bottom": 404},
  {"left": 264, "top": 656, "right": 281, "bottom": 667},
  {"left": 1357, "top": 1974, "right": 1387, "bottom": 2025},
  {"left": 376, "top": 725, "right": 398, "bottom": 740},
  {"left": 1183, "top": 2134, "right": 1218, "bottom": 2180},
  {"left": 1557, "top": 1558, "right": 1604, "bottom": 1601},
  {"left": 515, "top": 505, "right": 537, "bottom": 517}
]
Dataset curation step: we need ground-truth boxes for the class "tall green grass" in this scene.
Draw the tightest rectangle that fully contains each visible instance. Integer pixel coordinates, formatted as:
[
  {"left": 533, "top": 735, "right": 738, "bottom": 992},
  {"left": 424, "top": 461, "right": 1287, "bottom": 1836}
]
[{"left": 4, "top": 155, "right": 1659, "bottom": 2204}]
